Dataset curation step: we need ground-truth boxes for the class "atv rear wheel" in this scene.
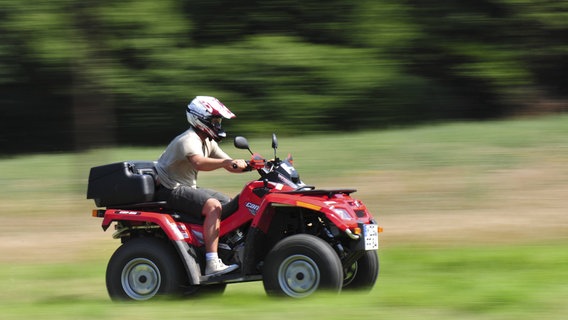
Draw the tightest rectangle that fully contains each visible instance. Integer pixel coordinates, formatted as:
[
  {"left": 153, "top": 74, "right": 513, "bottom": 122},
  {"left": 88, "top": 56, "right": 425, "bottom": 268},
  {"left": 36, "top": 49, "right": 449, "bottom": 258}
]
[
  {"left": 106, "top": 237, "right": 187, "bottom": 301},
  {"left": 342, "top": 250, "right": 379, "bottom": 291},
  {"left": 263, "top": 234, "right": 343, "bottom": 298}
]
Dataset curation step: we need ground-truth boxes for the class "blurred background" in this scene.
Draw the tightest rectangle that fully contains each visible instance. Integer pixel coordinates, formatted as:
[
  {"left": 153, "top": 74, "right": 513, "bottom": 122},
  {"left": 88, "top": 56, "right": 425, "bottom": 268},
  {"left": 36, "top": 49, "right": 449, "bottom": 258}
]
[
  {"left": 1, "top": 0, "right": 566, "bottom": 154},
  {"left": 1, "top": 1, "right": 567, "bottom": 318}
]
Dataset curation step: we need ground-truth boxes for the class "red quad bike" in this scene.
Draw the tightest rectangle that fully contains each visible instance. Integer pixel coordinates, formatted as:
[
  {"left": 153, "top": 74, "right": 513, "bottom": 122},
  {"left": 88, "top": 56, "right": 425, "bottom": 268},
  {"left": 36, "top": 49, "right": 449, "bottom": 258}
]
[{"left": 88, "top": 134, "right": 382, "bottom": 300}]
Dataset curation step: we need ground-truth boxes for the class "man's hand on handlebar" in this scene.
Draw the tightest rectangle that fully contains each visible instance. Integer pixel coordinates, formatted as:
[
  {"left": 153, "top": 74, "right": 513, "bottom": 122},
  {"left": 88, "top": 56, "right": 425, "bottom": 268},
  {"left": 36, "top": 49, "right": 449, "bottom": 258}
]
[{"left": 228, "top": 159, "right": 248, "bottom": 172}]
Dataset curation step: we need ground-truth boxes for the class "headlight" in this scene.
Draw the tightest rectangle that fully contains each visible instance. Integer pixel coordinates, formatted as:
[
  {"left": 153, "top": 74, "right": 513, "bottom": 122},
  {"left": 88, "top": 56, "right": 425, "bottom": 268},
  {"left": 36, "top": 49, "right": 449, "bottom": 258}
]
[{"left": 332, "top": 208, "right": 353, "bottom": 221}]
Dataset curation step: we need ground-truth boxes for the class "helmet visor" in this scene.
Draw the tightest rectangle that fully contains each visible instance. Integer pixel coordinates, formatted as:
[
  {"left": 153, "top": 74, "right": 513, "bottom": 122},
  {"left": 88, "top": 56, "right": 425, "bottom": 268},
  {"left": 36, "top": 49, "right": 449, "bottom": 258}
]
[
  {"left": 211, "top": 116, "right": 225, "bottom": 138},
  {"left": 211, "top": 117, "right": 222, "bottom": 126}
]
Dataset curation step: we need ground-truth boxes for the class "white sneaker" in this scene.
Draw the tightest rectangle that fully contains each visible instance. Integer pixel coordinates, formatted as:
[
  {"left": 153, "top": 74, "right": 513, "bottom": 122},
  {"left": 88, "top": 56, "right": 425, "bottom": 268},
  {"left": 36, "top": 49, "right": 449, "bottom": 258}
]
[{"left": 205, "top": 258, "right": 239, "bottom": 276}]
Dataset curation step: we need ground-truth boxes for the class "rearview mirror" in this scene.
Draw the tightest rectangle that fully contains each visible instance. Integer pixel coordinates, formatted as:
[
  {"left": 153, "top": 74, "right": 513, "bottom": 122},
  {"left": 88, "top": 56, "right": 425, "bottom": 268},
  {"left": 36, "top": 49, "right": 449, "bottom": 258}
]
[
  {"left": 272, "top": 133, "right": 278, "bottom": 149},
  {"left": 272, "top": 133, "right": 278, "bottom": 160},
  {"left": 234, "top": 136, "right": 252, "bottom": 154}
]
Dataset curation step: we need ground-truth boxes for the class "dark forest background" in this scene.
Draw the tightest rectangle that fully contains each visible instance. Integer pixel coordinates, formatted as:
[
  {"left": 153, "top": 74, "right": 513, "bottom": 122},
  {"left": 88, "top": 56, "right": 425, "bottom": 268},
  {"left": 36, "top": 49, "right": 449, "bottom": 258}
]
[{"left": 1, "top": 0, "right": 566, "bottom": 154}]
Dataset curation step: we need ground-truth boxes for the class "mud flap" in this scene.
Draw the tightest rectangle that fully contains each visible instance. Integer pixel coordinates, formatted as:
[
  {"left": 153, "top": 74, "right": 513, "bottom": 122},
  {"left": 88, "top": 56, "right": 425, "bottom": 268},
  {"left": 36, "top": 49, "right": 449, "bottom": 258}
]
[{"left": 173, "top": 240, "right": 201, "bottom": 285}]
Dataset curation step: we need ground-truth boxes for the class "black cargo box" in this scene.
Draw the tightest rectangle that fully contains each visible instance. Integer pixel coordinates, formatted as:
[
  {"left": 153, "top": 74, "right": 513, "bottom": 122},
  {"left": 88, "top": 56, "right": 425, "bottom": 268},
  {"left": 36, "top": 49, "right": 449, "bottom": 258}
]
[{"left": 87, "top": 161, "right": 158, "bottom": 207}]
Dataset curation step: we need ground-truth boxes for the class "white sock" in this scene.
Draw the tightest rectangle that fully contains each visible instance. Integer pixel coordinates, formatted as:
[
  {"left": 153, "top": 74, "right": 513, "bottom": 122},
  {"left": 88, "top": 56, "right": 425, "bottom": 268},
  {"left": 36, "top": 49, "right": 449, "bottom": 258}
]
[{"left": 205, "top": 252, "right": 218, "bottom": 261}]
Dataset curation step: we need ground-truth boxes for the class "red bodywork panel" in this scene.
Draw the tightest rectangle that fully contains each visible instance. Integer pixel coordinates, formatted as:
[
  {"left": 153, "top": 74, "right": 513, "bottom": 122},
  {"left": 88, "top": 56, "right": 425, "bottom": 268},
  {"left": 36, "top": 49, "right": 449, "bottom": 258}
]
[
  {"left": 252, "top": 191, "right": 373, "bottom": 233},
  {"left": 98, "top": 179, "right": 375, "bottom": 247},
  {"left": 101, "top": 209, "right": 191, "bottom": 242}
]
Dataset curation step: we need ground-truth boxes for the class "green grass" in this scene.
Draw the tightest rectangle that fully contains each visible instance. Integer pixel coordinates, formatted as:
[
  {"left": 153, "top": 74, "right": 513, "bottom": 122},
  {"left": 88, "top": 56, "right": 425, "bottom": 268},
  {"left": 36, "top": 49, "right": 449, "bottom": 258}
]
[
  {"left": 1, "top": 243, "right": 567, "bottom": 320},
  {"left": 1, "top": 114, "right": 566, "bottom": 196},
  {"left": 0, "top": 114, "right": 567, "bottom": 319}
]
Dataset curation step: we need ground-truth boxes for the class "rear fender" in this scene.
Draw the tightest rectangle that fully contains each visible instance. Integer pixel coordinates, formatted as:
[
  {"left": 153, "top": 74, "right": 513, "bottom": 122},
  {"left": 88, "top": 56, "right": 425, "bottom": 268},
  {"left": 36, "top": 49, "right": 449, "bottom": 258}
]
[
  {"left": 101, "top": 209, "right": 190, "bottom": 241},
  {"left": 101, "top": 209, "right": 202, "bottom": 285}
]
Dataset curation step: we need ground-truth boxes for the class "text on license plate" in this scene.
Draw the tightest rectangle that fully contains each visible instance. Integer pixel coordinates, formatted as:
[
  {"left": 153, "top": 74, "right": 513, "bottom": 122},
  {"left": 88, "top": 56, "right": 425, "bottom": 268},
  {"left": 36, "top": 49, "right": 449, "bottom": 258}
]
[{"left": 364, "top": 224, "right": 379, "bottom": 250}]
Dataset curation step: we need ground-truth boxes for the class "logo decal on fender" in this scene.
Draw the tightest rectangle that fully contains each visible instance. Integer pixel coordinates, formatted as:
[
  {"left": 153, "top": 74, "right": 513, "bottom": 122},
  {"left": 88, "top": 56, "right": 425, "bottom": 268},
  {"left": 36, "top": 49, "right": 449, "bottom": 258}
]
[
  {"left": 245, "top": 202, "right": 260, "bottom": 215},
  {"left": 114, "top": 210, "right": 141, "bottom": 215}
]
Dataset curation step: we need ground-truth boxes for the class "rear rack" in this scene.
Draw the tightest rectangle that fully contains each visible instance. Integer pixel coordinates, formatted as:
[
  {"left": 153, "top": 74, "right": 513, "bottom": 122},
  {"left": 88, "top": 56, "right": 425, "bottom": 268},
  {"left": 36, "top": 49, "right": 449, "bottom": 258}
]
[{"left": 107, "top": 201, "right": 169, "bottom": 211}]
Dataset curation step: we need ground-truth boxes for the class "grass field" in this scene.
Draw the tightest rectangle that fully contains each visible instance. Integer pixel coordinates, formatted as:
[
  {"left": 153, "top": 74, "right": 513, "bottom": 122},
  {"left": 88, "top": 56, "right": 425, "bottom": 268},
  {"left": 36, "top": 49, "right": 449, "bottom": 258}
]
[{"left": 1, "top": 114, "right": 567, "bottom": 319}]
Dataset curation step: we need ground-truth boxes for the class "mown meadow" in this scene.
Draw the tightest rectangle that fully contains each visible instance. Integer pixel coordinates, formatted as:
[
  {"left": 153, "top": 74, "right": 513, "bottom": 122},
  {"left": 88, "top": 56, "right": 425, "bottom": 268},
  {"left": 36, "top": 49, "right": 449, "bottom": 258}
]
[{"left": 1, "top": 115, "right": 567, "bottom": 319}]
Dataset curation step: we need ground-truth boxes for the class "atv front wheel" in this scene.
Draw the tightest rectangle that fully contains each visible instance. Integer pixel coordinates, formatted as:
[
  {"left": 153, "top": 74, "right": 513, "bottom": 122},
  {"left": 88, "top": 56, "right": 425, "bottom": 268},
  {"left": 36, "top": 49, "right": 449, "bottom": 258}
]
[
  {"left": 263, "top": 234, "right": 343, "bottom": 298},
  {"left": 106, "top": 237, "right": 187, "bottom": 301},
  {"left": 342, "top": 250, "right": 379, "bottom": 291}
]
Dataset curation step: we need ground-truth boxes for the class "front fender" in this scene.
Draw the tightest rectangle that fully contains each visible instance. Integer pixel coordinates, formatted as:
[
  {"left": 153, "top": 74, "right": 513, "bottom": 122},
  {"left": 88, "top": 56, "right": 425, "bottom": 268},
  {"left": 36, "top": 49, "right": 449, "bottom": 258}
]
[
  {"left": 250, "top": 193, "right": 294, "bottom": 233},
  {"left": 252, "top": 192, "right": 358, "bottom": 233}
]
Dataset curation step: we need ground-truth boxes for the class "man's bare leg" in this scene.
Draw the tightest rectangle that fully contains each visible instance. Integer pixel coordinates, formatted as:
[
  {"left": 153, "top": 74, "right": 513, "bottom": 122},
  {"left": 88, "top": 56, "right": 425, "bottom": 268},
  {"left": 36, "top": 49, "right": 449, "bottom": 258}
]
[
  {"left": 202, "top": 198, "right": 221, "bottom": 254},
  {"left": 202, "top": 198, "right": 239, "bottom": 275}
]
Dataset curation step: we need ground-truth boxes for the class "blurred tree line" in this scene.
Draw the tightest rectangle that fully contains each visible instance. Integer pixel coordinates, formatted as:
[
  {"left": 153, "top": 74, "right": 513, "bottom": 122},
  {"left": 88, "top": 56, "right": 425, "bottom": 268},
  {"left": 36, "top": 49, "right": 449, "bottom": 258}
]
[{"left": 0, "top": 0, "right": 566, "bottom": 154}]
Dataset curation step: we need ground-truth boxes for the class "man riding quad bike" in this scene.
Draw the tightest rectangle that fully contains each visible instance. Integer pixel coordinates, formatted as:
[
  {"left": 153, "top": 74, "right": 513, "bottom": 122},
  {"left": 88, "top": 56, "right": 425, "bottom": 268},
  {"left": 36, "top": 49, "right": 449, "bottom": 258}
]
[{"left": 87, "top": 97, "right": 381, "bottom": 300}]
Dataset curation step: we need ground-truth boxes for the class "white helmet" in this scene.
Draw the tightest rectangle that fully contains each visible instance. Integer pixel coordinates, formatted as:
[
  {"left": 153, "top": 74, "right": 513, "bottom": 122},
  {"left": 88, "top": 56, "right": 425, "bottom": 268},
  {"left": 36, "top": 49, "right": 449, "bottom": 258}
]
[{"left": 186, "top": 96, "right": 236, "bottom": 141}]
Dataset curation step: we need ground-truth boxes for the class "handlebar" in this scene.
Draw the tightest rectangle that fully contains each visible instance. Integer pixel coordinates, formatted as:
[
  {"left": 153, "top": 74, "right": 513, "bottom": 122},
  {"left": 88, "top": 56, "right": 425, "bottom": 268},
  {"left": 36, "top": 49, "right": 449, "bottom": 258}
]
[
  {"left": 232, "top": 161, "right": 254, "bottom": 172},
  {"left": 230, "top": 153, "right": 267, "bottom": 172}
]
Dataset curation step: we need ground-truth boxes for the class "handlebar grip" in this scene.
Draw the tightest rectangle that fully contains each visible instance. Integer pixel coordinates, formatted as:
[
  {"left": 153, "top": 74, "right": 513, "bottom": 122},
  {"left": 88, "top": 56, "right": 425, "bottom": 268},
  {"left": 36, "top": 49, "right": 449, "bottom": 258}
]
[{"left": 233, "top": 161, "right": 253, "bottom": 171}]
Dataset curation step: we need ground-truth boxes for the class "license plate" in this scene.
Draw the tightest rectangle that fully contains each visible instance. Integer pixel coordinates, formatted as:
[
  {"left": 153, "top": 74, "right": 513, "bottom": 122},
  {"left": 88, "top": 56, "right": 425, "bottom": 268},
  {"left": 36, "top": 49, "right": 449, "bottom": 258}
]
[{"left": 364, "top": 224, "right": 379, "bottom": 250}]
